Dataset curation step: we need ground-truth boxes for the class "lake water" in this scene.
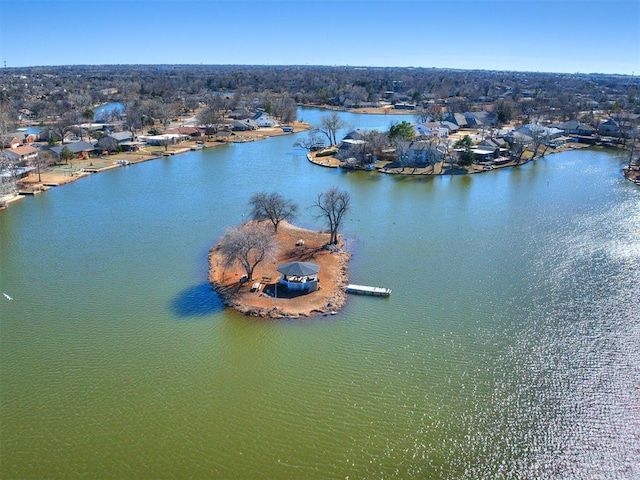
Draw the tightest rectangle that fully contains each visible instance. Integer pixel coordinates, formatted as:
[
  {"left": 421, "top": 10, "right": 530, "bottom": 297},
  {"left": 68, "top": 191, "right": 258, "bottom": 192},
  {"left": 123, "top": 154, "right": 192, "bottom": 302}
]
[
  {"left": 1, "top": 108, "right": 639, "bottom": 479},
  {"left": 93, "top": 102, "right": 124, "bottom": 121}
]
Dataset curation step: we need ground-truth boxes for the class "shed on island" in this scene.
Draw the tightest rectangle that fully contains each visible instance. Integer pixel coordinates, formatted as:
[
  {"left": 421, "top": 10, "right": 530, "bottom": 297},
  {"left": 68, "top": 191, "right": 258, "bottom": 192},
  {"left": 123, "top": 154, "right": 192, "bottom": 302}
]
[{"left": 277, "top": 261, "right": 320, "bottom": 293}]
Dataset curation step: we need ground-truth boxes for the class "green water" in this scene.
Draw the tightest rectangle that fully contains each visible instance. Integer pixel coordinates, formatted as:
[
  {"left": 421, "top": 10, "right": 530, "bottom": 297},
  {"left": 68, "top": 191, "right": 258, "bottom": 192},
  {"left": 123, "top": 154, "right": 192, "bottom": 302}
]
[{"left": 1, "top": 109, "right": 639, "bottom": 479}]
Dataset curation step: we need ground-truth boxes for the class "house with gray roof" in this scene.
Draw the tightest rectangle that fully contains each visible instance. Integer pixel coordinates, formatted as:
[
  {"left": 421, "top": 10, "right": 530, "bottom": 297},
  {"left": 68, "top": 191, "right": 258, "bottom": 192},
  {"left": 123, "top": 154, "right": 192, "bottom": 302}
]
[
  {"left": 232, "top": 119, "right": 259, "bottom": 131},
  {"left": 253, "top": 112, "right": 278, "bottom": 127},
  {"left": 49, "top": 141, "right": 97, "bottom": 159},
  {"left": 108, "top": 131, "right": 134, "bottom": 143},
  {"left": 553, "top": 120, "right": 596, "bottom": 136},
  {"left": 444, "top": 113, "right": 468, "bottom": 128}
]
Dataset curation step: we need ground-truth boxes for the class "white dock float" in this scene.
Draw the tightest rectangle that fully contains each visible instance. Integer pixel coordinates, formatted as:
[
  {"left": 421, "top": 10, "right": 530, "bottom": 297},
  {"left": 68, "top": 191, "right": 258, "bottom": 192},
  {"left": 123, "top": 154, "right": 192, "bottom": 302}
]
[{"left": 346, "top": 284, "right": 392, "bottom": 297}]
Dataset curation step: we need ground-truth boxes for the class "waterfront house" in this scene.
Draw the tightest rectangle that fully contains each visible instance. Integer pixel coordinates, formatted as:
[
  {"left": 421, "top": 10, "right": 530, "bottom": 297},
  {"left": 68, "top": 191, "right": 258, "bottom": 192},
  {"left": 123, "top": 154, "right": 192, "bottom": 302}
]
[
  {"left": 108, "top": 131, "right": 134, "bottom": 144},
  {"left": 253, "top": 112, "right": 278, "bottom": 128},
  {"left": 396, "top": 140, "right": 447, "bottom": 166},
  {"left": 277, "top": 262, "right": 320, "bottom": 293},
  {"left": 165, "top": 126, "right": 201, "bottom": 138},
  {"left": 9, "top": 145, "right": 39, "bottom": 162},
  {"left": 232, "top": 119, "right": 259, "bottom": 131},
  {"left": 600, "top": 113, "right": 640, "bottom": 138},
  {"left": 599, "top": 118, "right": 621, "bottom": 136},
  {"left": 553, "top": 120, "right": 596, "bottom": 136},
  {"left": 137, "top": 134, "right": 181, "bottom": 146},
  {"left": 50, "top": 140, "right": 97, "bottom": 160}
]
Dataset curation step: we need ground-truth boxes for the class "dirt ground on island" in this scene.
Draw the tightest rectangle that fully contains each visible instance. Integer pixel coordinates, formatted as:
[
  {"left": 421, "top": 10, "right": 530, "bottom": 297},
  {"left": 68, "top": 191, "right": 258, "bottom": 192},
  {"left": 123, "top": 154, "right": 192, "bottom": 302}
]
[{"left": 208, "top": 221, "right": 350, "bottom": 318}]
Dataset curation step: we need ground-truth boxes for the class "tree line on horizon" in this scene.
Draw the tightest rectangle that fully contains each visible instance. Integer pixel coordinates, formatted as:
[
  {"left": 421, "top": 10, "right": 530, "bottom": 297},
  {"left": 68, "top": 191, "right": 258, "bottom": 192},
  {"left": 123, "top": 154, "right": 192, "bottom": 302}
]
[{"left": 1, "top": 65, "right": 638, "bottom": 134}]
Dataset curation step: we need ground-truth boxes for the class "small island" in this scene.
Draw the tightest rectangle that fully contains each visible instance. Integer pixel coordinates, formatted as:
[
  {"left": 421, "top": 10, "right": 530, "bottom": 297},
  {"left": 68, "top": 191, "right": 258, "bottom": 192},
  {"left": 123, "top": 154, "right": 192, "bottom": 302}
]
[
  {"left": 208, "top": 221, "right": 350, "bottom": 318},
  {"left": 208, "top": 188, "right": 353, "bottom": 318}
]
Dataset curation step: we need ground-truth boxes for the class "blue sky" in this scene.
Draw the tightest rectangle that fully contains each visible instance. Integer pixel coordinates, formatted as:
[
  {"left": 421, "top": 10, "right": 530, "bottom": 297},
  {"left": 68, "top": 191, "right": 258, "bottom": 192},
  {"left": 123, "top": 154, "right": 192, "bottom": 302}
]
[{"left": 1, "top": 0, "right": 638, "bottom": 74}]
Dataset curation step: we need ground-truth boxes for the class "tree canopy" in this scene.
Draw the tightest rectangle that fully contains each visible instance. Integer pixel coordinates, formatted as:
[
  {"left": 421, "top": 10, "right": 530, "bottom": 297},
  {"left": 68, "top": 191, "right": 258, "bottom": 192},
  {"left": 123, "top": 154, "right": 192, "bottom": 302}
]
[
  {"left": 60, "top": 146, "right": 75, "bottom": 163},
  {"left": 217, "top": 223, "right": 278, "bottom": 282},
  {"left": 388, "top": 121, "right": 415, "bottom": 142},
  {"left": 249, "top": 192, "right": 298, "bottom": 233},
  {"left": 314, "top": 187, "right": 351, "bottom": 245},
  {"left": 319, "top": 112, "right": 346, "bottom": 146}
]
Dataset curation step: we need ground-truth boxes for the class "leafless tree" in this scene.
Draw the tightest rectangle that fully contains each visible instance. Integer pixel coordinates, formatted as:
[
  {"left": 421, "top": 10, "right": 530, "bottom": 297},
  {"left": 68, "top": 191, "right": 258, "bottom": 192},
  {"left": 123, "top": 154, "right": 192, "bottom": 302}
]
[
  {"left": 155, "top": 100, "right": 177, "bottom": 128},
  {"left": 336, "top": 130, "right": 388, "bottom": 167},
  {"left": 346, "top": 85, "right": 368, "bottom": 108},
  {"left": 125, "top": 101, "right": 149, "bottom": 139},
  {"left": 31, "top": 150, "right": 53, "bottom": 183},
  {"left": 249, "top": 192, "right": 298, "bottom": 233},
  {"left": 294, "top": 129, "right": 326, "bottom": 151},
  {"left": 270, "top": 94, "right": 297, "bottom": 124},
  {"left": 198, "top": 96, "right": 226, "bottom": 138},
  {"left": 510, "top": 134, "right": 530, "bottom": 163},
  {"left": 314, "top": 187, "right": 350, "bottom": 245},
  {"left": 49, "top": 114, "right": 82, "bottom": 144},
  {"left": 392, "top": 139, "right": 411, "bottom": 172},
  {"left": 529, "top": 124, "right": 550, "bottom": 159},
  {"left": 319, "top": 112, "right": 346, "bottom": 146},
  {"left": 217, "top": 223, "right": 278, "bottom": 282}
]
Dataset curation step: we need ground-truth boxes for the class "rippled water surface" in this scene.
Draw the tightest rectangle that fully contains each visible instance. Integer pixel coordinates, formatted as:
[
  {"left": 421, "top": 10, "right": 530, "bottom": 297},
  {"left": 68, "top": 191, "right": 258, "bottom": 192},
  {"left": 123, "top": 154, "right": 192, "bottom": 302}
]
[{"left": 1, "top": 109, "right": 638, "bottom": 479}]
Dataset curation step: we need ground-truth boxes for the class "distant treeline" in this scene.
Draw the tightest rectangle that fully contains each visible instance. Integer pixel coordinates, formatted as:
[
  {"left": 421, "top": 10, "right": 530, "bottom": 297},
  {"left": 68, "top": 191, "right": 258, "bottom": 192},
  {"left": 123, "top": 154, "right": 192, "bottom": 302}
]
[{"left": 1, "top": 64, "right": 638, "bottom": 128}]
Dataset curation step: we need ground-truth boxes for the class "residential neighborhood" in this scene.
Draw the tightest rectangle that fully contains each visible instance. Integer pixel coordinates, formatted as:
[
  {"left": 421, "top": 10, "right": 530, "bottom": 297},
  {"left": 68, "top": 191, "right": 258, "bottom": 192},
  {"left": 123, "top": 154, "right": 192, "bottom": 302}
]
[{"left": 1, "top": 65, "right": 639, "bottom": 206}]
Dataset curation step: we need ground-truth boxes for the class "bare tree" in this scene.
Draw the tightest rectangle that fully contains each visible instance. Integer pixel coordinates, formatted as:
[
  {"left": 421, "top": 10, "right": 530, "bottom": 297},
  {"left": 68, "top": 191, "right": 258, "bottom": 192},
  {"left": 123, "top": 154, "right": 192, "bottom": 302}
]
[
  {"left": 31, "top": 150, "right": 53, "bottom": 183},
  {"left": 509, "top": 134, "right": 530, "bottom": 163},
  {"left": 217, "top": 223, "right": 278, "bottom": 282},
  {"left": 249, "top": 192, "right": 298, "bottom": 233},
  {"left": 529, "top": 124, "right": 550, "bottom": 159},
  {"left": 314, "top": 187, "right": 350, "bottom": 245},
  {"left": 294, "top": 129, "right": 326, "bottom": 151},
  {"left": 125, "top": 101, "right": 148, "bottom": 140},
  {"left": 337, "top": 130, "right": 388, "bottom": 167},
  {"left": 198, "top": 96, "right": 226, "bottom": 138},
  {"left": 270, "top": 94, "right": 297, "bottom": 124},
  {"left": 156, "top": 101, "right": 177, "bottom": 129},
  {"left": 49, "top": 114, "right": 82, "bottom": 144},
  {"left": 319, "top": 112, "right": 346, "bottom": 146}
]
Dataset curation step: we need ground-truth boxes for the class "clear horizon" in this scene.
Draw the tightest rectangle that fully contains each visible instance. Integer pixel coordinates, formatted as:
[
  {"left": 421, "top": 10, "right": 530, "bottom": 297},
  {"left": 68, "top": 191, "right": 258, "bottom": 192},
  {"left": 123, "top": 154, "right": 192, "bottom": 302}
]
[{"left": 1, "top": 0, "right": 639, "bottom": 75}]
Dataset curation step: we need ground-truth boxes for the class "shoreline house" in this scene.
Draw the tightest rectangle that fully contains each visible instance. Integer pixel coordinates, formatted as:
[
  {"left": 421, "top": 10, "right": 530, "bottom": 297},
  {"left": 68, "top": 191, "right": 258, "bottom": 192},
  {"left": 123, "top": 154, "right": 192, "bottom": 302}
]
[
  {"left": 253, "top": 112, "right": 278, "bottom": 128},
  {"left": 277, "top": 262, "right": 320, "bottom": 293},
  {"left": 553, "top": 120, "right": 596, "bottom": 136},
  {"left": 233, "top": 119, "right": 259, "bottom": 131},
  {"left": 137, "top": 134, "right": 182, "bottom": 147},
  {"left": 599, "top": 114, "right": 640, "bottom": 138},
  {"left": 164, "top": 126, "right": 202, "bottom": 138},
  {"left": 6, "top": 145, "right": 39, "bottom": 162},
  {"left": 396, "top": 140, "right": 448, "bottom": 167},
  {"left": 49, "top": 141, "right": 97, "bottom": 160}
]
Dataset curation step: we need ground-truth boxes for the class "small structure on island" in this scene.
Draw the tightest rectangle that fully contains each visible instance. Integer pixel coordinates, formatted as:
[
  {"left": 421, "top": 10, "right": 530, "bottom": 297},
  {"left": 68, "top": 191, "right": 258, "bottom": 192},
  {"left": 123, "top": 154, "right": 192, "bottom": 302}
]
[{"left": 277, "top": 261, "right": 320, "bottom": 293}]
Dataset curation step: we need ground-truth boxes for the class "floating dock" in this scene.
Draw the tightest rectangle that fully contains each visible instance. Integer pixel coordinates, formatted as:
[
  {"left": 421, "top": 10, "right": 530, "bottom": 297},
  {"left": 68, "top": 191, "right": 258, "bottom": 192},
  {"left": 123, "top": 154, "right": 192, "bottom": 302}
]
[{"left": 346, "top": 284, "right": 392, "bottom": 297}]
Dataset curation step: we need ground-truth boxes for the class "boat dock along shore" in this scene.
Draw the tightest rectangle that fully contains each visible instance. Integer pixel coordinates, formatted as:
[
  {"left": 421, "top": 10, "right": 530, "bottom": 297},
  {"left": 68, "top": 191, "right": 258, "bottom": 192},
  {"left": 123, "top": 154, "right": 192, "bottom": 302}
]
[{"left": 346, "top": 284, "right": 392, "bottom": 296}]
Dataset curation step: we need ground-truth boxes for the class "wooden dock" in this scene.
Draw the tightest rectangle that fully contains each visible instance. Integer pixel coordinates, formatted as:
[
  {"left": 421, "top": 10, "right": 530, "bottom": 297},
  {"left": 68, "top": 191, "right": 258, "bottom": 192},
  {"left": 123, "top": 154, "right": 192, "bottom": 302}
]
[{"left": 346, "top": 284, "right": 392, "bottom": 297}]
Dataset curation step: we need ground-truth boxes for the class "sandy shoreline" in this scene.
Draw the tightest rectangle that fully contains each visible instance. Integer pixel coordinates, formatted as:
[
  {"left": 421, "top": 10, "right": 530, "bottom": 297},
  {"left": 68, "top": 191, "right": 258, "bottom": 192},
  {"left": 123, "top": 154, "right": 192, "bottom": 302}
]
[
  {"left": 13, "top": 121, "right": 312, "bottom": 193},
  {"left": 208, "top": 221, "right": 350, "bottom": 318}
]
